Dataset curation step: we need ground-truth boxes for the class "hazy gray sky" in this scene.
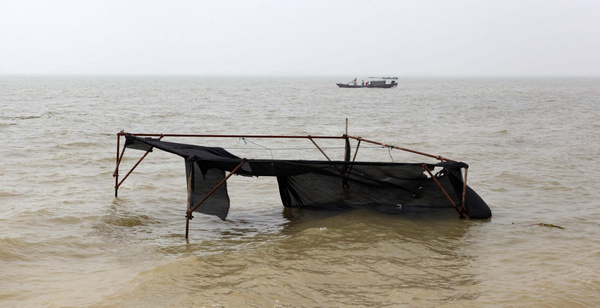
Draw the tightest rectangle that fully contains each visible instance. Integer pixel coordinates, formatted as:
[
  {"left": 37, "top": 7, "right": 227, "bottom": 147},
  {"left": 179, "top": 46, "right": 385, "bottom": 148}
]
[{"left": 1, "top": 0, "right": 599, "bottom": 76}]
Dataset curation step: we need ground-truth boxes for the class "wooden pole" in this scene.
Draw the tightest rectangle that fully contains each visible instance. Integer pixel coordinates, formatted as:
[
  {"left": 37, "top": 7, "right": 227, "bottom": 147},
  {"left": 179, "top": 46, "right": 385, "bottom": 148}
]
[
  {"left": 461, "top": 167, "right": 468, "bottom": 214},
  {"left": 345, "top": 118, "right": 348, "bottom": 135}
]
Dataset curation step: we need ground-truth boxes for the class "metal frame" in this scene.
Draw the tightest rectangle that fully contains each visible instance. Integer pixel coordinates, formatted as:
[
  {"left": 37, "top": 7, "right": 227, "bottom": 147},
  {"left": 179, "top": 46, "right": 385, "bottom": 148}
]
[{"left": 114, "top": 129, "right": 469, "bottom": 239}]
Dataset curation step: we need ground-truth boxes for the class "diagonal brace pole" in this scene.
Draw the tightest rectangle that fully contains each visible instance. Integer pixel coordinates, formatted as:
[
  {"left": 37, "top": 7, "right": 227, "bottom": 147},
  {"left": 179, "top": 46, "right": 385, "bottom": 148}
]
[
  {"left": 308, "top": 136, "right": 331, "bottom": 161},
  {"left": 114, "top": 135, "right": 164, "bottom": 195},
  {"left": 422, "top": 164, "right": 466, "bottom": 219},
  {"left": 185, "top": 158, "right": 248, "bottom": 239}
]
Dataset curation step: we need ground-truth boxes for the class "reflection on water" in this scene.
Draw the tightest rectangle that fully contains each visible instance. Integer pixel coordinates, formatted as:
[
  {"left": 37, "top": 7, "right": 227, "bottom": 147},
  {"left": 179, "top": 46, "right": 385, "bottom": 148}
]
[{"left": 97, "top": 207, "right": 481, "bottom": 307}]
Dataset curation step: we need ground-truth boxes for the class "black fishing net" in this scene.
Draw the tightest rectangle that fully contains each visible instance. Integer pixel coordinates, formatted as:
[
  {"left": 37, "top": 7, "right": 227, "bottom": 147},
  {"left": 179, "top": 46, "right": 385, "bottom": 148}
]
[{"left": 124, "top": 135, "right": 491, "bottom": 220}]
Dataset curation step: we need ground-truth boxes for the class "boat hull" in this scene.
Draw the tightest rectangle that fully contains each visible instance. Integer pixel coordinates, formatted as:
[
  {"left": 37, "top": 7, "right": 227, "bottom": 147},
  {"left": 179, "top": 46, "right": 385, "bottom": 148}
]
[{"left": 336, "top": 83, "right": 397, "bottom": 88}]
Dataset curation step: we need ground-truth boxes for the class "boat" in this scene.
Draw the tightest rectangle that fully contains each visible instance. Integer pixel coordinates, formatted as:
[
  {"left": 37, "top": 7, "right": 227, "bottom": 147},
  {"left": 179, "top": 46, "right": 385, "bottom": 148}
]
[
  {"left": 337, "top": 77, "right": 398, "bottom": 88},
  {"left": 113, "top": 125, "right": 491, "bottom": 239}
]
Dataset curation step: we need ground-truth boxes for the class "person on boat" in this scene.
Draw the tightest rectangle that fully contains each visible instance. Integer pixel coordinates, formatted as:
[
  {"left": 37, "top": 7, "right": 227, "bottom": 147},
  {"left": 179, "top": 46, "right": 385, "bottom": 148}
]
[
  {"left": 353, "top": 78, "right": 357, "bottom": 85},
  {"left": 362, "top": 80, "right": 364, "bottom": 86},
  {"left": 366, "top": 81, "right": 369, "bottom": 86}
]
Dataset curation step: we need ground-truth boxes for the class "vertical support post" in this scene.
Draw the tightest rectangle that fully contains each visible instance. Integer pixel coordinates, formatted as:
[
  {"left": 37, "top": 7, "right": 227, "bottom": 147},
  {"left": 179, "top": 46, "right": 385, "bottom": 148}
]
[
  {"left": 185, "top": 170, "right": 193, "bottom": 240},
  {"left": 344, "top": 138, "right": 361, "bottom": 180},
  {"left": 345, "top": 118, "right": 348, "bottom": 135},
  {"left": 185, "top": 218, "right": 190, "bottom": 240},
  {"left": 185, "top": 158, "right": 248, "bottom": 239},
  {"left": 461, "top": 167, "right": 468, "bottom": 214},
  {"left": 115, "top": 133, "right": 120, "bottom": 197}
]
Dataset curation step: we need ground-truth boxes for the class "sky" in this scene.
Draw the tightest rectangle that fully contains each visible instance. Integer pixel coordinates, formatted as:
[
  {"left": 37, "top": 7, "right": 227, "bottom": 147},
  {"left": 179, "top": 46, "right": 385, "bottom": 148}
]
[{"left": 1, "top": 0, "right": 599, "bottom": 76}]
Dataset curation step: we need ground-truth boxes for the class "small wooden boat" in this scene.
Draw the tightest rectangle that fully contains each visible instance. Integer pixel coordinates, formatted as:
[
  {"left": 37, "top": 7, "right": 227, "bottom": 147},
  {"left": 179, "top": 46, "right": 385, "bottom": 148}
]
[{"left": 337, "top": 78, "right": 398, "bottom": 88}]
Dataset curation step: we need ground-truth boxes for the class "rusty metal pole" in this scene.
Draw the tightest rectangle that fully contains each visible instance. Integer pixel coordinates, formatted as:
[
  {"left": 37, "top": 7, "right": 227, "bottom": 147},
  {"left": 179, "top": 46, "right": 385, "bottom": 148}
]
[
  {"left": 113, "top": 143, "right": 127, "bottom": 195},
  {"left": 309, "top": 136, "right": 351, "bottom": 181},
  {"left": 116, "top": 150, "right": 152, "bottom": 189},
  {"left": 351, "top": 139, "right": 361, "bottom": 163},
  {"left": 115, "top": 135, "right": 164, "bottom": 191},
  {"left": 347, "top": 136, "right": 454, "bottom": 162},
  {"left": 185, "top": 159, "right": 248, "bottom": 239},
  {"left": 344, "top": 138, "right": 362, "bottom": 181},
  {"left": 308, "top": 137, "right": 332, "bottom": 161},
  {"left": 422, "top": 164, "right": 465, "bottom": 219},
  {"left": 122, "top": 133, "right": 345, "bottom": 140},
  {"left": 185, "top": 171, "right": 193, "bottom": 240},
  {"left": 188, "top": 158, "right": 248, "bottom": 214},
  {"left": 185, "top": 217, "right": 190, "bottom": 240},
  {"left": 115, "top": 133, "right": 120, "bottom": 197}
]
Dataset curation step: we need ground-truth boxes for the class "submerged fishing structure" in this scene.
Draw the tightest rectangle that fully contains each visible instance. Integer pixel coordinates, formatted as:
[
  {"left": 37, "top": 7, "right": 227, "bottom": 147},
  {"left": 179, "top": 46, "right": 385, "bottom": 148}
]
[{"left": 113, "top": 125, "right": 491, "bottom": 239}]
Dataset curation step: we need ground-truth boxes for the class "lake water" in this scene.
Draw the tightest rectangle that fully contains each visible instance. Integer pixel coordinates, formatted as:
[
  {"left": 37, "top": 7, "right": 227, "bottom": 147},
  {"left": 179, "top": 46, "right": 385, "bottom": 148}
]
[{"left": 1, "top": 76, "right": 599, "bottom": 307}]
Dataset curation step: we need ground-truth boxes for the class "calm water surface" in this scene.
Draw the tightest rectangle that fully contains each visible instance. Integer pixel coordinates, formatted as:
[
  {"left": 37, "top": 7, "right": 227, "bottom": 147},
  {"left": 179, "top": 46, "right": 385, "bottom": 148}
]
[{"left": 1, "top": 76, "right": 599, "bottom": 307}]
